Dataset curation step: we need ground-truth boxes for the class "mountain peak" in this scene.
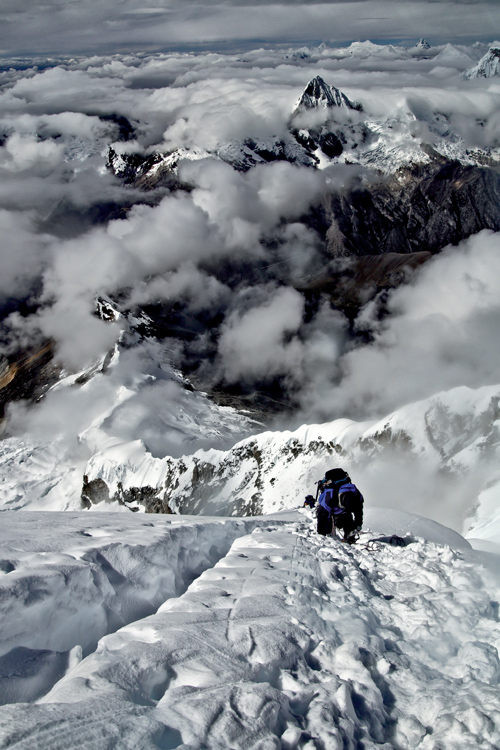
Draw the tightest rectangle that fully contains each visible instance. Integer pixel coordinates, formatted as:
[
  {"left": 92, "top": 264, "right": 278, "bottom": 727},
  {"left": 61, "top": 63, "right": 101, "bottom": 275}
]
[
  {"left": 415, "top": 38, "right": 431, "bottom": 50},
  {"left": 293, "top": 76, "right": 360, "bottom": 115},
  {"left": 464, "top": 46, "right": 500, "bottom": 79}
]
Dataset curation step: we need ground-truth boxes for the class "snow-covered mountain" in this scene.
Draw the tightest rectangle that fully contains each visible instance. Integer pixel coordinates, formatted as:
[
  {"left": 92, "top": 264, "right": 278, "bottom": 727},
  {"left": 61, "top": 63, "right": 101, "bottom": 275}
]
[
  {"left": 291, "top": 75, "right": 361, "bottom": 114},
  {"left": 77, "top": 383, "right": 500, "bottom": 544},
  {"left": 465, "top": 46, "right": 500, "bottom": 79}
]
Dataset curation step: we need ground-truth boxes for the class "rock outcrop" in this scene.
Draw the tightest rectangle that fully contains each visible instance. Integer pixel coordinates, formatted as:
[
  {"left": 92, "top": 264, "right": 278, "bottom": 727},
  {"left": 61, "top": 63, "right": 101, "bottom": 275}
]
[{"left": 325, "top": 161, "right": 500, "bottom": 257}]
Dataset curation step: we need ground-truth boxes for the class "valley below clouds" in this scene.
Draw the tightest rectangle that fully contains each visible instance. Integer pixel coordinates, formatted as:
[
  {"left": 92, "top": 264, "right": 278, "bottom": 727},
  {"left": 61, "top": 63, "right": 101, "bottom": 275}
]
[{"left": 2, "top": 36, "right": 500, "bottom": 536}]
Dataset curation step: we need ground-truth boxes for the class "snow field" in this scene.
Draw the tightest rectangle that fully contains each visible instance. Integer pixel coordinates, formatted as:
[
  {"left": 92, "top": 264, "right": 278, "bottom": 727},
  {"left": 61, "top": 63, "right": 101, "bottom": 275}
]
[
  {"left": 0, "top": 512, "right": 275, "bottom": 704},
  {"left": 0, "top": 511, "right": 499, "bottom": 749}
]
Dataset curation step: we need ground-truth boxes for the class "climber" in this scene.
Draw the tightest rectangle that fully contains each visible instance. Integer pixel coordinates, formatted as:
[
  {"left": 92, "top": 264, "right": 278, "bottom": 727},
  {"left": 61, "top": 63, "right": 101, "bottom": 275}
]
[{"left": 316, "top": 468, "right": 363, "bottom": 543}]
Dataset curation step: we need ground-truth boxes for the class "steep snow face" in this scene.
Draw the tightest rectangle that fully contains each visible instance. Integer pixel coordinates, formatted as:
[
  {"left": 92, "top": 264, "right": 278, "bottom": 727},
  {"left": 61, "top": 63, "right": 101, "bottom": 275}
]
[
  {"left": 292, "top": 75, "right": 358, "bottom": 115},
  {"left": 81, "top": 383, "right": 500, "bottom": 543},
  {"left": 465, "top": 47, "right": 500, "bottom": 79},
  {"left": 0, "top": 511, "right": 498, "bottom": 749}
]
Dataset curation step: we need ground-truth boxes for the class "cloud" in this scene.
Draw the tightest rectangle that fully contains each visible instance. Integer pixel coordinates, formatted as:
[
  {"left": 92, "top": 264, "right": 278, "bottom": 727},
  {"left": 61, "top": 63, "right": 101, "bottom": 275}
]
[
  {"left": 0, "top": 210, "right": 50, "bottom": 305},
  {"left": 6, "top": 338, "right": 257, "bottom": 459},
  {"left": 216, "top": 286, "right": 347, "bottom": 399},
  {"left": 217, "top": 286, "right": 305, "bottom": 383},
  {"left": 295, "top": 230, "right": 500, "bottom": 423},
  {"left": 1, "top": 2, "right": 500, "bottom": 55}
]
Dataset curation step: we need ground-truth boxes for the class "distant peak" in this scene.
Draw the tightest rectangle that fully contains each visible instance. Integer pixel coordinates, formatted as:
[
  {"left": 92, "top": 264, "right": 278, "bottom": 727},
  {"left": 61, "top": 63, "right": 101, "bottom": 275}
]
[
  {"left": 464, "top": 46, "right": 500, "bottom": 79},
  {"left": 293, "top": 76, "right": 360, "bottom": 115},
  {"left": 415, "top": 38, "right": 431, "bottom": 50}
]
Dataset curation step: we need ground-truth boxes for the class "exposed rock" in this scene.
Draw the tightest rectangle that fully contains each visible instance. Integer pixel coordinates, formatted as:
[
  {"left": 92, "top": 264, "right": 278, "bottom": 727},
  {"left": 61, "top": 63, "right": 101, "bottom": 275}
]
[
  {"left": 81, "top": 476, "right": 110, "bottom": 507},
  {"left": 300, "top": 251, "right": 431, "bottom": 319},
  {"left": 81, "top": 384, "right": 500, "bottom": 519},
  {"left": 98, "top": 114, "right": 136, "bottom": 142},
  {"left": 415, "top": 39, "right": 431, "bottom": 51},
  {"left": 292, "top": 75, "right": 361, "bottom": 116},
  {"left": 325, "top": 161, "right": 500, "bottom": 257},
  {"left": 0, "top": 343, "right": 58, "bottom": 420},
  {"left": 81, "top": 475, "right": 173, "bottom": 513}
]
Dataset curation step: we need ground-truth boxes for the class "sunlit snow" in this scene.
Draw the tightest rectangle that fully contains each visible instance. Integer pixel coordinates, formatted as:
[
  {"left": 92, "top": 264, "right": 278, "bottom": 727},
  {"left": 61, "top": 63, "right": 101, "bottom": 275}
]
[{"left": 0, "top": 509, "right": 499, "bottom": 749}]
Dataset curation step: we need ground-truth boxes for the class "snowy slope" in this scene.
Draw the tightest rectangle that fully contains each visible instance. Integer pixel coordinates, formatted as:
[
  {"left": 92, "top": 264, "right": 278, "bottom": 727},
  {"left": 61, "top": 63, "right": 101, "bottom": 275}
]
[
  {"left": 465, "top": 46, "right": 500, "bottom": 79},
  {"left": 0, "top": 510, "right": 498, "bottom": 749},
  {"left": 0, "top": 346, "right": 258, "bottom": 513},
  {"left": 81, "top": 383, "right": 500, "bottom": 543}
]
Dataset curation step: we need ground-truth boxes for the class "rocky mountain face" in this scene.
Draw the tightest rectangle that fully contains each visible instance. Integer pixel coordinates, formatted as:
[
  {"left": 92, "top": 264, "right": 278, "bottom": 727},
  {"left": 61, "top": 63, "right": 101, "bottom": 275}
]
[
  {"left": 0, "top": 344, "right": 58, "bottom": 422},
  {"left": 291, "top": 75, "right": 361, "bottom": 113},
  {"left": 325, "top": 160, "right": 500, "bottom": 257},
  {"left": 464, "top": 46, "right": 500, "bottom": 79}
]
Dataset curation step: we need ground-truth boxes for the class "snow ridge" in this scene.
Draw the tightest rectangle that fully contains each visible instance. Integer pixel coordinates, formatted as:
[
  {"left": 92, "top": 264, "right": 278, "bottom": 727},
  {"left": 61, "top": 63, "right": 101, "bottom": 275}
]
[
  {"left": 82, "top": 383, "right": 500, "bottom": 542},
  {"left": 0, "top": 513, "right": 498, "bottom": 749},
  {"left": 0, "top": 512, "right": 276, "bottom": 704}
]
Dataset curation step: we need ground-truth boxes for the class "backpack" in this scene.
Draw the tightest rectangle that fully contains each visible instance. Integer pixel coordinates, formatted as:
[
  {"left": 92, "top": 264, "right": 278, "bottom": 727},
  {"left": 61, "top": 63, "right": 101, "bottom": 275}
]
[
  {"left": 319, "top": 479, "right": 363, "bottom": 525},
  {"left": 337, "top": 483, "right": 360, "bottom": 512},
  {"left": 337, "top": 482, "right": 363, "bottom": 526}
]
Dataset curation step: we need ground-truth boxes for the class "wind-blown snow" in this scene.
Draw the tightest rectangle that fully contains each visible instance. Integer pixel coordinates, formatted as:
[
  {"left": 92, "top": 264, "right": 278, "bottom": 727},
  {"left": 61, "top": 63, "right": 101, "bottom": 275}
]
[{"left": 0, "top": 510, "right": 498, "bottom": 749}]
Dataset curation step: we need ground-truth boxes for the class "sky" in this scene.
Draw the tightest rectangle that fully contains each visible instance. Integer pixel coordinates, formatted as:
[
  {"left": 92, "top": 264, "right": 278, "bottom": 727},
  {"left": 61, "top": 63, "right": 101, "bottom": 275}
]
[{"left": 1, "top": 0, "right": 500, "bottom": 55}]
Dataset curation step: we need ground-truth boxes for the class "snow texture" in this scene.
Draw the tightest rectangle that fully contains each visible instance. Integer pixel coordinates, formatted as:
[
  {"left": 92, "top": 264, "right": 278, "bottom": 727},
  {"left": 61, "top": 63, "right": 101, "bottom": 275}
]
[{"left": 0, "top": 509, "right": 498, "bottom": 749}]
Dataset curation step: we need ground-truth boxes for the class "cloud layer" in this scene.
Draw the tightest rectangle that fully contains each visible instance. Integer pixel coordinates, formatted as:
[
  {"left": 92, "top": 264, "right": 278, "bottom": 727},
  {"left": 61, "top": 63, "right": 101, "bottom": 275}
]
[
  {"left": 1, "top": 38, "right": 500, "bottom": 477},
  {"left": 1, "top": 1, "right": 500, "bottom": 54}
]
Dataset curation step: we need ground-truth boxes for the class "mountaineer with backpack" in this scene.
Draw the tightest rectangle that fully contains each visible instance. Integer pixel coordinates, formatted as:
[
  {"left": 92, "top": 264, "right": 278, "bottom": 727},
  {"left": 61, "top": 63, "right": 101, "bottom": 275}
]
[{"left": 316, "top": 468, "right": 363, "bottom": 543}]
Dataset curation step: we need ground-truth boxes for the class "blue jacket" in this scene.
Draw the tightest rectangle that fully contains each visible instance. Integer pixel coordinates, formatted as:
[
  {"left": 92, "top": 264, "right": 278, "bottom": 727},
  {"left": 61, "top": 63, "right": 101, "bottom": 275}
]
[{"left": 318, "top": 481, "right": 363, "bottom": 525}]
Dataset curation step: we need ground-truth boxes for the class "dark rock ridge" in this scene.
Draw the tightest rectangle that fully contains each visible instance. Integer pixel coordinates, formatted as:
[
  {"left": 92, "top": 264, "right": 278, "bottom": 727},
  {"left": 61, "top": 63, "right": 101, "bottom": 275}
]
[
  {"left": 82, "top": 475, "right": 174, "bottom": 513},
  {"left": 325, "top": 161, "right": 500, "bottom": 257},
  {"left": 0, "top": 343, "right": 58, "bottom": 420},
  {"left": 299, "top": 251, "right": 431, "bottom": 320},
  {"left": 415, "top": 39, "right": 431, "bottom": 51},
  {"left": 291, "top": 75, "right": 362, "bottom": 115},
  {"left": 290, "top": 76, "right": 365, "bottom": 162}
]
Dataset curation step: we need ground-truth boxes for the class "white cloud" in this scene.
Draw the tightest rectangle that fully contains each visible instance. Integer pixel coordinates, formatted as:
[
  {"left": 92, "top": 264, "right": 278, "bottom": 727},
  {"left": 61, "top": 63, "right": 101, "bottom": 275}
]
[
  {"left": 296, "top": 230, "right": 500, "bottom": 422},
  {"left": 218, "top": 286, "right": 305, "bottom": 383}
]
